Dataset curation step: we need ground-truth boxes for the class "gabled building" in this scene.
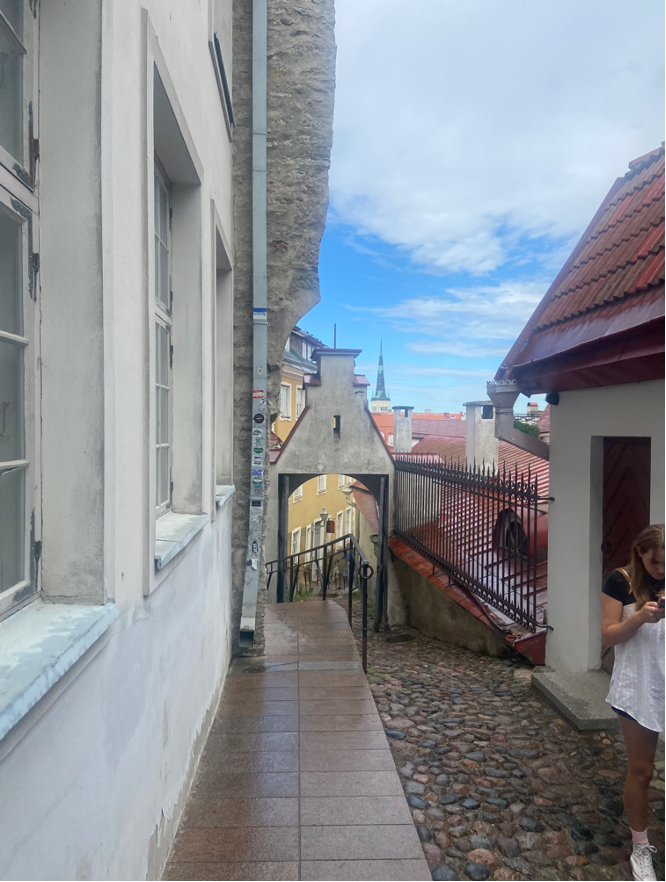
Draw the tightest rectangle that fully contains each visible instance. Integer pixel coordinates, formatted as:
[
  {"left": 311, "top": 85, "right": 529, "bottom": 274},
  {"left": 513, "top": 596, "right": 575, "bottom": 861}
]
[{"left": 491, "top": 144, "right": 664, "bottom": 683}]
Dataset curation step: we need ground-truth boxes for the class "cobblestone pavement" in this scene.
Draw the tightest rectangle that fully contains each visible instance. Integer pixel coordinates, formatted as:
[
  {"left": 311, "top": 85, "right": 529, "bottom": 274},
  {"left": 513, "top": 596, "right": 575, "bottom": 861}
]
[{"left": 334, "top": 595, "right": 665, "bottom": 882}]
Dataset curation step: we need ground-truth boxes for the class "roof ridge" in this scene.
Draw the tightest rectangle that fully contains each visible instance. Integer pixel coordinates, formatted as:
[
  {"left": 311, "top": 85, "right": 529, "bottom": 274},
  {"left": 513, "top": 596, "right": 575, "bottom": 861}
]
[
  {"left": 570, "top": 217, "right": 664, "bottom": 271},
  {"left": 624, "top": 141, "right": 666, "bottom": 180},
  {"left": 607, "top": 159, "right": 664, "bottom": 208}
]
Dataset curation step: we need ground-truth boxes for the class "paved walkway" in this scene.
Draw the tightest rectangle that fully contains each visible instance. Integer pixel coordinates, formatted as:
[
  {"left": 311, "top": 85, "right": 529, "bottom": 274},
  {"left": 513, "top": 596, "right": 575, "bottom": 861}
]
[{"left": 164, "top": 600, "right": 430, "bottom": 881}]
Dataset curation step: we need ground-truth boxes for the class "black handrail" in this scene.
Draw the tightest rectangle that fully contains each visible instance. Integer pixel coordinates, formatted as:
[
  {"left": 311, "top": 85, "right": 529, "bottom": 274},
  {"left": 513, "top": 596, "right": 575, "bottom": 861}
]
[{"left": 265, "top": 533, "right": 373, "bottom": 671}]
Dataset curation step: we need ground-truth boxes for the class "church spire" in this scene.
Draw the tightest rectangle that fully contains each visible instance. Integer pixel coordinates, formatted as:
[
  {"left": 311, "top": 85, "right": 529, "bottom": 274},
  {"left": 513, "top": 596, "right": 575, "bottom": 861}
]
[{"left": 374, "top": 341, "right": 389, "bottom": 400}]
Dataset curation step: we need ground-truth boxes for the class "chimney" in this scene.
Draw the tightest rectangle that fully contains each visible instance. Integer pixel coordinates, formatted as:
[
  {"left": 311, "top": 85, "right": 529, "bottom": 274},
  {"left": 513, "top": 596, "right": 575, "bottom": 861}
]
[
  {"left": 464, "top": 401, "right": 498, "bottom": 468},
  {"left": 392, "top": 406, "right": 414, "bottom": 453}
]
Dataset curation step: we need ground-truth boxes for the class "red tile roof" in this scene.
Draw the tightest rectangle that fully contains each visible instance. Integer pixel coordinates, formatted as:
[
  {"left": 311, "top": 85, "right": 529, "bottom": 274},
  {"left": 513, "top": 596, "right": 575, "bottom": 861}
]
[
  {"left": 498, "top": 145, "right": 665, "bottom": 392},
  {"left": 411, "top": 435, "right": 549, "bottom": 494}
]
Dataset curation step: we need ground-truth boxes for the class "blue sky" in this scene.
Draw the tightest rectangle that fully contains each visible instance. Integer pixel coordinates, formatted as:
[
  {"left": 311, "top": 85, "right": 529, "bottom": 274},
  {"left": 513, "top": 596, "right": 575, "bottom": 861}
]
[{"left": 298, "top": 0, "right": 665, "bottom": 413}]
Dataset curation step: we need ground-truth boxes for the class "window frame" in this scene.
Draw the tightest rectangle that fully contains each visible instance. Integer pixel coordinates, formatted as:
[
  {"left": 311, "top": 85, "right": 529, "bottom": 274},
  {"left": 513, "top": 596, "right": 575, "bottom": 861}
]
[
  {"left": 296, "top": 385, "right": 304, "bottom": 418},
  {"left": 317, "top": 474, "right": 326, "bottom": 494},
  {"left": 153, "top": 160, "right": 173, "bottom": 517},
  {"left": 291, "top": 526, "right": 301, "bottom": 557},
  {"left": 345, "top": 507, "right": 352, "bottom": 535},
  {"left": 305, "top": 524, "right": 312, "bottom": 562},
  {"left": 0, "top": 0, "right": 36, "bottom": 188},
  {"left": 338, "top": 473, "right": 344, "bottom": 489},
  {"left": 292, "top": 483, "right": 303, "bottom": 502},
  {"left": 279, "top": 382, "right": 292, "bottom": 421},
  {"left": 0, "top": 172, "right": 38, "bottom": 622}
]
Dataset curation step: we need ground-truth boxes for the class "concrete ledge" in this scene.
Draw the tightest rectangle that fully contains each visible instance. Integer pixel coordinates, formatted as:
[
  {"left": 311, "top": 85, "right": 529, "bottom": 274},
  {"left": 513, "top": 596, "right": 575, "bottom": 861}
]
[
  {"left": 0, "top": 602, "right": 119, "bottom": 742},
  {"left": 155, "top": 512, "right": 209, "bottom": 571},
  {"left": 532, "top": 667, "right": 618, "bottom": 731},
  {"left": 215, "top": 484, "right": 235, "bottom": 510}
]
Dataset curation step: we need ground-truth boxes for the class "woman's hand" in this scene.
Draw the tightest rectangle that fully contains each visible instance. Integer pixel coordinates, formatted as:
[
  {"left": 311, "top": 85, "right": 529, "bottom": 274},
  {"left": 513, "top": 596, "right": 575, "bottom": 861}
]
[{"left": 639, "top": 602, "right": 665, "bottom": 624}]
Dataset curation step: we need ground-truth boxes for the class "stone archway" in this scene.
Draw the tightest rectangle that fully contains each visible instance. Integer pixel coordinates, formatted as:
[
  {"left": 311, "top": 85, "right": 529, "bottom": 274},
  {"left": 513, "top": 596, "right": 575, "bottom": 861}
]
[{"left": 266, "top": 348, "right": 405, "bottom": 624}]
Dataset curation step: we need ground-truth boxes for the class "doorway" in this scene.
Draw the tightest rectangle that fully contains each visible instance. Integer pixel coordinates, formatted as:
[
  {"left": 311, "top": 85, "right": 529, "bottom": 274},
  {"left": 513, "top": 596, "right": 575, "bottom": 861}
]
[
  {"left": 600, "top": 437, "right": 651, "bottom": 674},
  {"left": 602, "top": 437, "right": 651, "bottom": 578}
]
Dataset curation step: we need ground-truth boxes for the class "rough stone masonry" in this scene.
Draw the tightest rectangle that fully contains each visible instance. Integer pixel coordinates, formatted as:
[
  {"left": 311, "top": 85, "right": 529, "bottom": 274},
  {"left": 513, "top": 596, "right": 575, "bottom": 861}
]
[{"left": 231, "top": 0, "right": 336, "bottom": 654}]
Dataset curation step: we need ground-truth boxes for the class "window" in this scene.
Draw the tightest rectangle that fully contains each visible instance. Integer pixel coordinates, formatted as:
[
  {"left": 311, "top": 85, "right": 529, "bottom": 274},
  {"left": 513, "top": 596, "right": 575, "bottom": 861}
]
[
  {"left": 154, "top": 163, "right": 172, "bottom": 515},
  {"left": 305, "top": 524, "right": 312, "bottom": 562},
  {"left": 0, "top": 0, "right": 34, "bottom": 175},
  {"left": 279, "top": 383, "right": 291, "bottom": 420},
  {"left": 388, "top": 434, "right": 394, "bottom": 446},
  {"left": 317, "top": 474, "right": 326, "bottom": 494},
  {"left": 336, "top": 511, "right": 343, "bottom": 537},
  {"left": 338, "top": 474, "right": 344, "bottom": 489},
  {"left": 345, "top": 507, "right": 352, "bottom": 535},
  {"left": 296, "top": 386, "right": 304, "bottom": 418},
  {"left": 293, "top": 483, "right": 303, "bottom": 502},
  {"left": 291, "top": 527, "right": 301, "bottom": 557},
  {"left": 0, "top": 1, "right": 37, "bottom": 621}
]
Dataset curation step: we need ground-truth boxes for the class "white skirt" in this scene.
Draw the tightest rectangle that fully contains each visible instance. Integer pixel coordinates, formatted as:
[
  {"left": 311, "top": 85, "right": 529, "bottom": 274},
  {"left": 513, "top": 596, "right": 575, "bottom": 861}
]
[{"left": 606, "top": 602, "right": 665, "bottom": 732}]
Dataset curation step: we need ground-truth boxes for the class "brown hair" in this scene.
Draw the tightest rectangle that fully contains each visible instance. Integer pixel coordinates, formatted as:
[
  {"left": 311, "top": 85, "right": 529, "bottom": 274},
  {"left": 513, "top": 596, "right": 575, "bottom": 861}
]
[{"left": 619, "top": 524, "right": 665, "bottom": 609}]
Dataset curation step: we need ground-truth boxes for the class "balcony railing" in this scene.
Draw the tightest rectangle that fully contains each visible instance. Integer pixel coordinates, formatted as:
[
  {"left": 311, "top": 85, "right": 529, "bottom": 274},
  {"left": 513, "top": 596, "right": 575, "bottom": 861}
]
[{"left": 394, "top": 456, "right": 548, "bottom": 630}]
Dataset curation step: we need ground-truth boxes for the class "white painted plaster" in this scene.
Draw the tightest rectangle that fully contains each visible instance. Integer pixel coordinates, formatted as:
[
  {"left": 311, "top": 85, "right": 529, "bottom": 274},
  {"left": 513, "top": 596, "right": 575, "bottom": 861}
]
[
  {"left": 465, "top": 401, "right": 498, "bottom": 468},
  {"left": 546, "top": 380, "right": 665, "bottom": 673},
  {"left": 0, "top": 2, "right": 236, "bottom": 879}
]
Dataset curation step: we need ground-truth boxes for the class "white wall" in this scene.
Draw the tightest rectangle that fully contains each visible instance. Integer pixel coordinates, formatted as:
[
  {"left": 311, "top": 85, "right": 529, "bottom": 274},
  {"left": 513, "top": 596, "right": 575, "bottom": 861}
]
[
  {"left": 546, "top": 380, "right": 665, "bottom": 672},
  {"left": 0, "top": 1, "right": 236, "bottom": 878}
]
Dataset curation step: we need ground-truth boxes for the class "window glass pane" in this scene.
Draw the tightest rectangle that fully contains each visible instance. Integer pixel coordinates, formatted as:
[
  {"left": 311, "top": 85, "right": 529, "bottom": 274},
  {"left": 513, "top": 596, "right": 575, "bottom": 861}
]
[
  {"left": 0, "top": 338, "right": 23, "bottom": 461},
  {"left": 155, "top": 322, "right": 170, "bottom": 509},
  {"left": 0, "top": 17, "right": 23, "bottom": 164},
  {"left": 0, "top": 207, "right": 22, "bottom": 336},
  {"left": 159, "top": 387, "right": 169, "bottom": 443},
  {"left": 158, "top": 240, "right": 169, "bottom": 308},
  {"left": 0, "top": 465, "right": 24, "bottom": 591}
]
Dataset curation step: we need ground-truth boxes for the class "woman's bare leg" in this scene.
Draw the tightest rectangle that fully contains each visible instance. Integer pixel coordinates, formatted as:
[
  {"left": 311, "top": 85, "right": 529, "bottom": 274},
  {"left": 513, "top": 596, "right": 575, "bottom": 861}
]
[{"left": 619, "top": 715, "right": 659, "bottom": 832}]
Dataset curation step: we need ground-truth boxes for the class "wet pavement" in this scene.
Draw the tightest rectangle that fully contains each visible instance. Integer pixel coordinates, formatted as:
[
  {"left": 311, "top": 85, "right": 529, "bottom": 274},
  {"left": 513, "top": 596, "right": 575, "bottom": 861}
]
[{"left": 163, "top": 600, "right": 430, "bottom": 881}]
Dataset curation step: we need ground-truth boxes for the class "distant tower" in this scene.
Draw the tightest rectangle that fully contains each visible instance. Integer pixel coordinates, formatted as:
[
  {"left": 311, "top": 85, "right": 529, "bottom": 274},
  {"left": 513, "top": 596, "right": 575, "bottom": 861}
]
[{"left": 370, "top": 341, "right": 392, "bottom": 413}]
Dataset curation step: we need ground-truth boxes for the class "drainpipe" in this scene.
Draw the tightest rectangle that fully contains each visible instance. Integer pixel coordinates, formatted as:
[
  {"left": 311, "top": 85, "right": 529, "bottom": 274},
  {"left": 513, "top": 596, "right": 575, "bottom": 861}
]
[
  {"left": 486, "top": 378, "right": 550, "bottom": 462},
  {"left": 240, "top": 0, "right": 268, "bottom": 643}
]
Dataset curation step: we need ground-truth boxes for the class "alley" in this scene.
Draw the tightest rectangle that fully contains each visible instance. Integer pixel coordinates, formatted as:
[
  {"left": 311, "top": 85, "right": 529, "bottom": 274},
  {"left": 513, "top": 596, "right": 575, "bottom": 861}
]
[
  {"left": 164, "top": 600, "right": 430, "bottom": 881},
  {"left": 340, "top": 598, "right": 665, "bottom": 882}
]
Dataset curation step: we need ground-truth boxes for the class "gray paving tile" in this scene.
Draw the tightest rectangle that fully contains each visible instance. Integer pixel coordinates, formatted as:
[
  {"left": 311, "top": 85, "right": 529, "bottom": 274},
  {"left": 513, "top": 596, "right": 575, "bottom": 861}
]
[
  {"left": 300, "top": 771, "right": 403, "bottom": 797},
  {"left": 301, "top": 860, "right": 431, "bottom": 880},
  {"left": 300, "top": 825, "right": 424, "bottom": 860}
]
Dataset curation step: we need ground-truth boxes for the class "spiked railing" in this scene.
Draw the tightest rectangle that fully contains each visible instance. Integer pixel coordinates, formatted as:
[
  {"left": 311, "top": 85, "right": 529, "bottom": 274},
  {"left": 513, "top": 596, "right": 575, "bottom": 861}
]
[
  {"left": 394, "top": 455, "right": 548, "bottom": 631},
  {"left": 265, "top": 534, "right": 374, "bottom": 671}
]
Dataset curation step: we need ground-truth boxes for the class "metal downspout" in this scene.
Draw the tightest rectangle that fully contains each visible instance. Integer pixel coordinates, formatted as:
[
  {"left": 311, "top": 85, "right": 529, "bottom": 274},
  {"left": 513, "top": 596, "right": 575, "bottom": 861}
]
[{"left": 240, "top": 0, "right": 268, "bottom": 642}]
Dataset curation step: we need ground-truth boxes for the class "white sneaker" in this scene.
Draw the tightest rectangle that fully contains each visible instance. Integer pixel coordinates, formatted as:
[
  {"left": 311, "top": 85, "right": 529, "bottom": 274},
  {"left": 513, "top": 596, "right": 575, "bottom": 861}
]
[{"left": 631, "top": 843, "right": 657, "bottom": 881}]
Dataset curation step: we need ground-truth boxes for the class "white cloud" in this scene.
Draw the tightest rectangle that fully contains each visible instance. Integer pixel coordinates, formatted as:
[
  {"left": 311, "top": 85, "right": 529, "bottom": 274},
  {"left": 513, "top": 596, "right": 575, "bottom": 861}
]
[
  {"left": 346, "top": 279, "right": 546, "bottom": 344},
  {"left": 332, "top": 0, "right": 664, "bottom": 275}
]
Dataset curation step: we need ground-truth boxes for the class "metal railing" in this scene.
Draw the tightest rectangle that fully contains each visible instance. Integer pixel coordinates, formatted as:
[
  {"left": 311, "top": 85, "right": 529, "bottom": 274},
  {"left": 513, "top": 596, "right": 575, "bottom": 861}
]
[
  {"left": 394, "top": 456, "right": 548, "bottom": 630},
  {"left": 265, "top": 533, "right": 374, "bottom": 671}
]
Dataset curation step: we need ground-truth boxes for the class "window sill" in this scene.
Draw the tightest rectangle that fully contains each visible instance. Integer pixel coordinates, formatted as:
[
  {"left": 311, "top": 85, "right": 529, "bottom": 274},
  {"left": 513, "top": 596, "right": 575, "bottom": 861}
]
[
  {"left": 215, "top": 484, "right": 235, "bottom": 510},
  {"left": 155, "top": 511, "right": 209, "bottom": 571},
  {"left": 0, "top": 601, "right": 118, "bottom": 742}
]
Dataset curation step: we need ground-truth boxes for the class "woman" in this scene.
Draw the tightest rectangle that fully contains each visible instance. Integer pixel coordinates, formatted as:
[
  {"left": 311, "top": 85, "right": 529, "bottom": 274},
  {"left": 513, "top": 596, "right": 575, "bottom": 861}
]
[{"left": 602, "top": 524, "right": 665, "bottom": 882}]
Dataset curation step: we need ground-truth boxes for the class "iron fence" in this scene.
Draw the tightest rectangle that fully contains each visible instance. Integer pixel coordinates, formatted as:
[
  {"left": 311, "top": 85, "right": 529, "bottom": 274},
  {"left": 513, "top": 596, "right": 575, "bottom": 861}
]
[
  {"left": 394, "top": 456, "right": 548, "bottom": 630},
  {"left": 265, "top": 533, "right": 374, "bottom": 671}
]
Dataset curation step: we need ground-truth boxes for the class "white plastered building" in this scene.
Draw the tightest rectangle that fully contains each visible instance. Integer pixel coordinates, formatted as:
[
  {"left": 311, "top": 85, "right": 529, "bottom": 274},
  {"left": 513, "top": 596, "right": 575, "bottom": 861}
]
[{"left": 0, "top": 2, "right": 237, "bottom": 878}]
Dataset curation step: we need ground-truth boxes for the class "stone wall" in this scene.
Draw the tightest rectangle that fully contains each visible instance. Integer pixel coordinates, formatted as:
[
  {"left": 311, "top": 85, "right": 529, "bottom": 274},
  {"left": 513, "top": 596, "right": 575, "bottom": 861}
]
[{"left": 232, "top": 0, "right": 336, "bottom": 652}]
